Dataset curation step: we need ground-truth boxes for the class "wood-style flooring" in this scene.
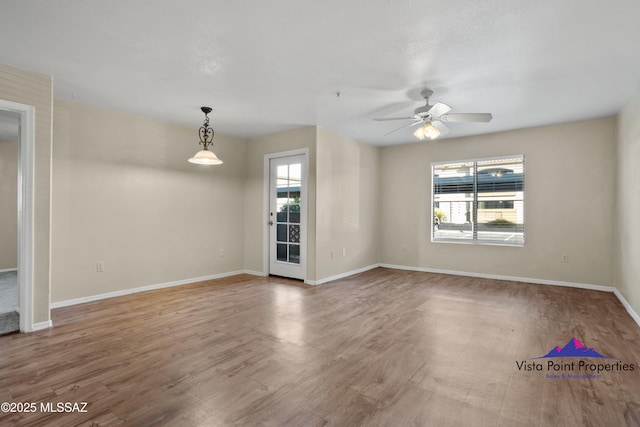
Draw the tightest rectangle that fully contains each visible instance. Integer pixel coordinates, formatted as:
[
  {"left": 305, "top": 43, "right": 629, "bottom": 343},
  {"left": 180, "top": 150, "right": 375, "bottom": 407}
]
[{"left": 1, "top": 268, "right": 639, "bottom": 426}]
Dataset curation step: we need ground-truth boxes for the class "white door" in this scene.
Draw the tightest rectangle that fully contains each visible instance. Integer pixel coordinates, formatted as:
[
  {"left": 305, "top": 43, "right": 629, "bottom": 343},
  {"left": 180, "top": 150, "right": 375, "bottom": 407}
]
[{"left": 269, "top": 155, "right": 306, "bottom": 280}]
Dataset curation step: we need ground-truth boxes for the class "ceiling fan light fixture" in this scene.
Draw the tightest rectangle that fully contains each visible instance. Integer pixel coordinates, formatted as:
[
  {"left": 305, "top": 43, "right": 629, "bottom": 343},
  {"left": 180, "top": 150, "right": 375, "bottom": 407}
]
[
  {"left": 413, "top": 123, "right": 440, "bottom": 140},
  {"left": 189, "top": 106, "right": 223, "bottom": 165},
  {"left": 373, "top": 88, "right": 492, "bottom": 139}
]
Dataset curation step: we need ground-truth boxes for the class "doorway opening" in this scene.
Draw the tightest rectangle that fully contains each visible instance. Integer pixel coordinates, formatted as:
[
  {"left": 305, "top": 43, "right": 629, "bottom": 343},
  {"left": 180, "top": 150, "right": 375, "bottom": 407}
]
[
  {"left": 0, "top": 111, "right": 19, "bottom": 334},
  {"left": 0, "top": 99, "right": 35, "bottom": 333},
  {"left": 264, "top": 150, "right": 308, "bottom": 281}
]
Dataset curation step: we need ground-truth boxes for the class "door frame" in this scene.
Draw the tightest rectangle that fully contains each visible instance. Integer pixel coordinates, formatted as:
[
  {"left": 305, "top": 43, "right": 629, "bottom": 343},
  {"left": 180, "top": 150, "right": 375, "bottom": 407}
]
[
  {"left": 263, "top": 148, "right": 309, "bottom": 281},
  {"left": 0, "top": 99, "right": 35, "bottom": 332}
]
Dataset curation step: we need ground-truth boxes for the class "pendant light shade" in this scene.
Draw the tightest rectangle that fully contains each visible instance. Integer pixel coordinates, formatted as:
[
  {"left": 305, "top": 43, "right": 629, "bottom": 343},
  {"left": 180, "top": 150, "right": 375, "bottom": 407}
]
[
  {"left": 188, "top": 148, "right": 223, "bottom": 165},
  {"left": 188, "top": 106, "right": 223, "bottom": 165}
]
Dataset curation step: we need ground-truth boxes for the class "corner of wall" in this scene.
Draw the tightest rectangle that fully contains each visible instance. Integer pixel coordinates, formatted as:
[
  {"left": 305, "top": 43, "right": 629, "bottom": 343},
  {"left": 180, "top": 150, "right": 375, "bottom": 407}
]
[
  {"left": 613, "top": 87, "right": 640, "bottom": 327},
  {"left": 314, "top": 127, "right": 381, "bottom": 282}
]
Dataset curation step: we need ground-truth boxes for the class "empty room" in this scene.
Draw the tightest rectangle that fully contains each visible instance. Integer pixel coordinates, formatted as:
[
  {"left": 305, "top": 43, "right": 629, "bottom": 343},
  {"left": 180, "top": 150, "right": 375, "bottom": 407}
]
[{"left": 1, "top": 1, "right": 639, "bottom": 426}]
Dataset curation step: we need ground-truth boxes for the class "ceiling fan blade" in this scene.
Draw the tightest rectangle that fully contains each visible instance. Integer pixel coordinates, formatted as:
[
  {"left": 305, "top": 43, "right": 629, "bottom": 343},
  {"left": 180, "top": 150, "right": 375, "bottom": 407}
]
[
  {"left": 439, "top": 113, "right": 493, "bottom": 123},
  {"left": 374, "top": 116, "right": 415, "bottom": 121},
  {"left": 432, "top": 121, "right": 450, "bottom": 136},
  {"left": 384, "top": 120, "right": 422, "bottom": 136},
  {"left": 428, "top": 102, "right": 452, "bottom": 118}
]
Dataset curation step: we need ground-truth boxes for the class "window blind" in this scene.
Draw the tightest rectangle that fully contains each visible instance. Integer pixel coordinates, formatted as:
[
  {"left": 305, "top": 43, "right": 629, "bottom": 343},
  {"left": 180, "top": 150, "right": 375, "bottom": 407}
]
[{"left": 432, "top": 155, "right": 524, "bottom": 246}]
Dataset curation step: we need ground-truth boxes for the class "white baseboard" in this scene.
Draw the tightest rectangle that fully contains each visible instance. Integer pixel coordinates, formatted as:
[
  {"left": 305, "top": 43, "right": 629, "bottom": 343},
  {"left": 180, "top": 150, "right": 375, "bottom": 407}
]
[
  {"left": 380, "top": 263, "right": 640, "bottom": 329},
  {"left": 379, "top": 263, "right": 614, "bottom": 292},
  {"left": 30, "top": 320, "right": 53, "bottom": 332},
  {"left": 44, "top": 264, "right": 640, "bottom": 331},
  {"left": 307, "top": 264, "right": 381, "bottom": 286},
  {"left": 244, "top": 270, "right": 268, "bottom": 277},
  {"left": 0, "top": 268, "right": 17, "bottom": 273},
  {"left": 613, "top": 288, "right": 640, "bottom": 328},
  {"left": 50, "top": 270, "right": 245, "bottom": 309}
]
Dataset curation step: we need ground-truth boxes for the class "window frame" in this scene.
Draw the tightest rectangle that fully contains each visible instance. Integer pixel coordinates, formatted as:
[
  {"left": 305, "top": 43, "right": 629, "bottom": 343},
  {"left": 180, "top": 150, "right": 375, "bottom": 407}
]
[{"left": 431, "top": 154, "right": 525, "bottom": 247}]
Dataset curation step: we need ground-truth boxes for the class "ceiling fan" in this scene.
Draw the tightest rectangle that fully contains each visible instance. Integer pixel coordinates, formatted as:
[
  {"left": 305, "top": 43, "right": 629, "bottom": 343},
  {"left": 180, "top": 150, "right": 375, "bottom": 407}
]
[{"left": 374, "top": 89, "right": 493, "bottom": 140}]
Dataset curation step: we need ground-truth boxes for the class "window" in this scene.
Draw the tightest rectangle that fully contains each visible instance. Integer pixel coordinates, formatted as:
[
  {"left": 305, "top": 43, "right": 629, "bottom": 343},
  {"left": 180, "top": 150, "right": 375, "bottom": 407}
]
[{"left": 432, "top": 155, "right": 524, "bottom": 246}]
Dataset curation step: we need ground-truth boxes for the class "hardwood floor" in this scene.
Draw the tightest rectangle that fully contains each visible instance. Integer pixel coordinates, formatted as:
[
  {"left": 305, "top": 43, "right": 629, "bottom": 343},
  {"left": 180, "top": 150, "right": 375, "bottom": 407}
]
[{"left": 1, "top": 268, "right": 639, "bottom": 426}]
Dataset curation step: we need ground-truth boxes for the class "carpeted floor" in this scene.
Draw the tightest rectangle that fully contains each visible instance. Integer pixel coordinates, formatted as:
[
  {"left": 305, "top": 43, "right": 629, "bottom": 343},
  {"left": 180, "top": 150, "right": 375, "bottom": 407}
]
[{"left": 0, "top": 271, "right": 19, "bottom": 334}]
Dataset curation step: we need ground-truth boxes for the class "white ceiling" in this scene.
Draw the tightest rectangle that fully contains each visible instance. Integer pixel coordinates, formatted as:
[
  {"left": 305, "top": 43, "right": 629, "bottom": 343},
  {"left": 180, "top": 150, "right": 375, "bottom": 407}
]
[{"left": 1, "top": 1, "right": 639, "bottom": 146}]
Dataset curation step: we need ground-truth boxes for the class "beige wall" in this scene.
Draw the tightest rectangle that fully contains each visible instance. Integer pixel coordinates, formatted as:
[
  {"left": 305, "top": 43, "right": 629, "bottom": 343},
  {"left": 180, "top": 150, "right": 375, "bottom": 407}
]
[
  {"left": 0, "top": 139, "right": 18, "bottom": 270},
  {"left": 244, "top": 127, "right": 317, "bottom": 280},
  {"left": 315, "top": 127, "right": 379, "bottom": 281},
  {"left": 0, "top": 63, "right": 52, "bottom": 324},
  {"left": 51, "top": 99, "right": 247, "bottom": 302},
  {"left": 379, "top": 117, "right": 616, "bottom": 286},
  {"left": 2, "top": 60, "right": 630, "bottom": 321},
  {"left": 615, "top": 88, "right": 640, "bottom": 316}
]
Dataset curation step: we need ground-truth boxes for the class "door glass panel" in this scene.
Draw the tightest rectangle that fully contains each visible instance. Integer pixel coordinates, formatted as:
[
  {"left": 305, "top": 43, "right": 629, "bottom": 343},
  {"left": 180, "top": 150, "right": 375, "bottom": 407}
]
[
  {"left": 277, "top": 244, "right": 287, "bottom": 262},
  {"left": 277, "top": 224, "right": 287, "bottom": 242},
  {"left": 289, "top": 244, "right": 300, "bottom": 264},
  {"left": 289, "top": 163, "right": 301, "bottom": 181},
  {"left": 289, "top": 225, "right": 300, "bottom": 243},
  {"left": 277, "top": 165, "right": 289, "bottom": 187},
  {"left": 274, "top": 161, "right": 303, "bottom": 265}
]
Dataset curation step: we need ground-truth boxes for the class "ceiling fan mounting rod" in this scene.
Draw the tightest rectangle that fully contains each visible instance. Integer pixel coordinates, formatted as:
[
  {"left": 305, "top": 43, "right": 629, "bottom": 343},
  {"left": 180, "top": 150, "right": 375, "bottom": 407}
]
[{"left": 420, "top": 89, "right": 433, "bottom": 101}]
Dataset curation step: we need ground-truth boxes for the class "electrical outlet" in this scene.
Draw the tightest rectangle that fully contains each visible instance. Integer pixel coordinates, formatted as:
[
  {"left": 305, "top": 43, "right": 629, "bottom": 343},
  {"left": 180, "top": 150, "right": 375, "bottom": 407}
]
[
  {"left": 561, "top": 255, "right": 569, "bottom": 263},
  {"left": 96, "top": 262, "right": 104, "bottom": 272},
  {"left": 342, "top": 248, "right": 347, "bottom": 257}
]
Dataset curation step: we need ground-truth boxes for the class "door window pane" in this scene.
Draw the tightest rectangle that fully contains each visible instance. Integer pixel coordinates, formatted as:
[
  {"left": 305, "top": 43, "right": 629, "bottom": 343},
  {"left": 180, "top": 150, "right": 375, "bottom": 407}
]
[
  {"left": 277, "top": 244, "right": 287, "bottom": 262},
  {"left": 289, "top": 244, "right": 300, "bottom": 264},
  {"left": 289, "top": 163, "right": 301, "bottom": 181},
  {"left": 277, "top": 165, "right": 289, "bottom": 187},
  {"left": 274, "top": 161, "right": 303, "bottom": 264},
  {"left": 277, "top": 224, "right": 287, "bottom": 242},
  {"left": 289, "top": 225, "right": 300, "bottom": 243}
]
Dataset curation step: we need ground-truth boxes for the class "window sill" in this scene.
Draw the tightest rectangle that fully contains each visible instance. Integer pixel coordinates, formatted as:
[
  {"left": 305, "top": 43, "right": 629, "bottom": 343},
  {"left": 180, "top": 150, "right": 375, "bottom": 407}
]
[{"left": 431, "top": 239, "right": 524, "bottom": 247}]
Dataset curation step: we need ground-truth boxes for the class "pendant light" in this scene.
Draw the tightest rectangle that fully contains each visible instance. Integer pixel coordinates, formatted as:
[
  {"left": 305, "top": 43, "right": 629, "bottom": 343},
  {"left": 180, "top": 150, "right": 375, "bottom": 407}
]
[{"left": 188, "top": 106, "right": 223, "bottom": 165}]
